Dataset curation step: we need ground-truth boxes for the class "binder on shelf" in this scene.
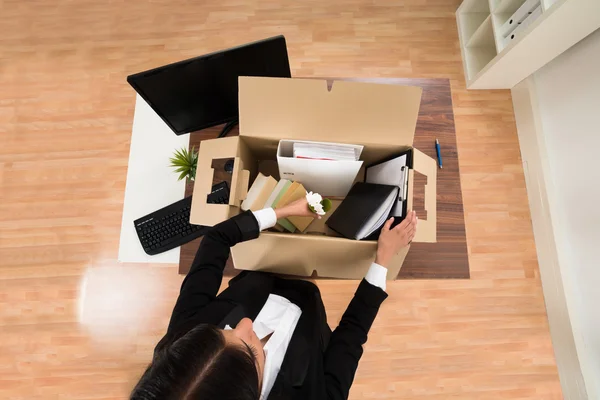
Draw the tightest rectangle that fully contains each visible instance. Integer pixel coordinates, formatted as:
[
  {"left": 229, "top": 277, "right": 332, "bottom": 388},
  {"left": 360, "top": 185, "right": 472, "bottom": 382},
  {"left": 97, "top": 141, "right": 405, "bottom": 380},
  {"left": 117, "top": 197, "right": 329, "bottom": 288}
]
[
  {"left": 501, "top": 5, "right": 542, "bottom": 49},
  {"left": 498, "top": 0, "right": 541, "bottom": 38}
]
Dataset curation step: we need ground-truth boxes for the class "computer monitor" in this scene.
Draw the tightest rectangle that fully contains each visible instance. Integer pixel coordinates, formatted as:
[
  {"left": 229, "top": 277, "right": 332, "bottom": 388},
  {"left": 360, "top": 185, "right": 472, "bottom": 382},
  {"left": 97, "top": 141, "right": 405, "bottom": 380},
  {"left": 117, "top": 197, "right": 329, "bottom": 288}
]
[{"left": 127, "top": 35, "right": 291, "bottom": 136}]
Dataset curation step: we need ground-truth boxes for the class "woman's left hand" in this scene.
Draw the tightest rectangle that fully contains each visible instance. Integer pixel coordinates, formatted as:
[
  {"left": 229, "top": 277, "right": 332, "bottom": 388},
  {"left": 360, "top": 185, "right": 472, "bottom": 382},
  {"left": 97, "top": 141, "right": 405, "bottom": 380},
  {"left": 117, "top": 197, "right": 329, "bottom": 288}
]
[{"left": 275, "top": 197, "right": 321, "bottom": 220}]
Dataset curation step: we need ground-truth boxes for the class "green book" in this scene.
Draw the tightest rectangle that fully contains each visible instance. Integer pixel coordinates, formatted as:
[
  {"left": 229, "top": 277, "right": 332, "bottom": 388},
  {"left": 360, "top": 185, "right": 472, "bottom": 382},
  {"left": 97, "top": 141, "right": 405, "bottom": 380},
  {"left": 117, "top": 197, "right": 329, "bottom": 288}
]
[
  {"left": 266, "top": 180, "right": 292, "bottom": 232},
  {"left": 266, "top": 180, "right": 291, "bottom": 208},
  {"left": 277, "top": 217, "right": 296, "bottom": 233},
  {"left": 274, "top": 182, "right": 301, "bottom": 233}
]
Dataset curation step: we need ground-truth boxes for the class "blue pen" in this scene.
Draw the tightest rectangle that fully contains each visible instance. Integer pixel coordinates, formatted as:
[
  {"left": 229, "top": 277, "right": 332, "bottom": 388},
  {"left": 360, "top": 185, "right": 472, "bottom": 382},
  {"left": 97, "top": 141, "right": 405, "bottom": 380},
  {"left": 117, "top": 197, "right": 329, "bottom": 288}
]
[{"left": 435, "top": 138, "right": 442, "bottom": 169}]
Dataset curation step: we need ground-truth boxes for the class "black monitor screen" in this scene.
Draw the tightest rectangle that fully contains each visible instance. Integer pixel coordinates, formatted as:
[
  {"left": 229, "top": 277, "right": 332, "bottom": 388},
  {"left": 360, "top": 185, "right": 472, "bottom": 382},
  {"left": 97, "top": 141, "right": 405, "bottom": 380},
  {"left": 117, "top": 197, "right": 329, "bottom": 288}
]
[{"left": 127, "top": 36, "right": 291, "bottom": 135}]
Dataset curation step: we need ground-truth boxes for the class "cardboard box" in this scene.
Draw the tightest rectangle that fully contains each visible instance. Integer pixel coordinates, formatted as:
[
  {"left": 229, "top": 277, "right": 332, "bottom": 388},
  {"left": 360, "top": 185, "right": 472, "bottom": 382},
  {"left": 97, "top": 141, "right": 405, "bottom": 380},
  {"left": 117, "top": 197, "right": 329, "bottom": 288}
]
[{"left": 190, "top": 77, "right": 437, "bottom": 280}]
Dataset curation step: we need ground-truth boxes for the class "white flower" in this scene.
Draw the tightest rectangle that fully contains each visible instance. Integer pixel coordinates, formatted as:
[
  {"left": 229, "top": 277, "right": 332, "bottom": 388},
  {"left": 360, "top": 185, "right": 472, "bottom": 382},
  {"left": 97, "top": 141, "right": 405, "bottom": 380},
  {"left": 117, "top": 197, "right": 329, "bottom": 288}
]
[
  {"left": 306, "top": 191, "right": 322, "bottom": 205},
  {"left": 312, "top": 203, "right": 325, "bottom": 216},
  {"left": 306, "top": 191, "right": 326, "bottom": 216}
]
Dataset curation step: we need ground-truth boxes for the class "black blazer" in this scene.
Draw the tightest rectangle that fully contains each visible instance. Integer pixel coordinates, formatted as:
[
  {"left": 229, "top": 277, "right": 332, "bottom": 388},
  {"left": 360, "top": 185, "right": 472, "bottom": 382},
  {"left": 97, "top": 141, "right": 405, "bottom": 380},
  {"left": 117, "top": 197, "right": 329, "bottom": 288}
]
[{"left": 157, "top": 211, "right": 388, "bottom": 400}]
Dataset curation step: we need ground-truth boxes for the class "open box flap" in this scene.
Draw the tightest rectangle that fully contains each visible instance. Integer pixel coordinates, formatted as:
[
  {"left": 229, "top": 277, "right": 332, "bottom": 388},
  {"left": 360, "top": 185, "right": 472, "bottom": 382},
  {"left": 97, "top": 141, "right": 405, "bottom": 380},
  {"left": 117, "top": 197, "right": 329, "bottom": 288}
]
[
  {"left": 239, "top": 77, "right": 423, "bottom": 146},
  {"left": 407, "top": 148, "right": 437, "bottom": 243},
  {"left": 190, "top": 136, "right": 250, "bottom": 226}
]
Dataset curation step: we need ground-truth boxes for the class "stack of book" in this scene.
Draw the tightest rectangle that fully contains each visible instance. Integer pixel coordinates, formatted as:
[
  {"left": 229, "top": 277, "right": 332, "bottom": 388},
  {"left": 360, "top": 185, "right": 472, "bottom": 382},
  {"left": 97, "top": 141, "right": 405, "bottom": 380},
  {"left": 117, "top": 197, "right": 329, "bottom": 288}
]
[{"left": 241, "top": 173, "right": 314, "bottom": 233}]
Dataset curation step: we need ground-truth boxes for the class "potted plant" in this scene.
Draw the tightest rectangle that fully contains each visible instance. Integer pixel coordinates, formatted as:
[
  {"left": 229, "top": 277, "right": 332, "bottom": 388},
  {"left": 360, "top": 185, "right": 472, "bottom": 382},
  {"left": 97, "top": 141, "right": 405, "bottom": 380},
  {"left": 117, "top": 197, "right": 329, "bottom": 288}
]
[{"left": 169, "top": 146, "right": 198, "bottom": 181}]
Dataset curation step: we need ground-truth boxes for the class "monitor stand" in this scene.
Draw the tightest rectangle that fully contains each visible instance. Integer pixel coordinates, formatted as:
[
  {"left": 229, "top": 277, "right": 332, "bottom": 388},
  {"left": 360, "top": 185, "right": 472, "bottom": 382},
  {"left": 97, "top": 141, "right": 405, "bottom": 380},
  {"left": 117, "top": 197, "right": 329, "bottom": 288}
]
[{"left": 219, "top": 119, "right": 239, "bottom": 138}]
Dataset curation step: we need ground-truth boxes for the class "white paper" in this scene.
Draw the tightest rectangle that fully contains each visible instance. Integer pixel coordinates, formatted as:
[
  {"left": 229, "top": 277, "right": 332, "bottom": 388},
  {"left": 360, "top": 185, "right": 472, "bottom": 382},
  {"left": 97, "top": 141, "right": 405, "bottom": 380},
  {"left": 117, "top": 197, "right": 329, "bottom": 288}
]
[
  {"left": 118, "top": 95, "right": 189, "bottom": 263},
  {"left": 293, "top": 142, "right": 359, "bottom": 161},
  {"left": 358, "top": 188, "right": 399, "bottom": 239},
  {"left": 365, "top": 154, "right": 407, "bottom": 217},
  {"left": 278, "top": 140, "right": 364, "bottom": 197}
]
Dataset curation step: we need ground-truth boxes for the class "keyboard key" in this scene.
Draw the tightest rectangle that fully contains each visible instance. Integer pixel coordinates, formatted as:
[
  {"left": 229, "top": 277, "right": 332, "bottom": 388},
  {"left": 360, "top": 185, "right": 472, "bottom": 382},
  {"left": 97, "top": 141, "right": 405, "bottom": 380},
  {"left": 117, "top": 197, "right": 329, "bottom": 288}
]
[{"left": 160, "top": 236, "right": 178, "bottom": 247}]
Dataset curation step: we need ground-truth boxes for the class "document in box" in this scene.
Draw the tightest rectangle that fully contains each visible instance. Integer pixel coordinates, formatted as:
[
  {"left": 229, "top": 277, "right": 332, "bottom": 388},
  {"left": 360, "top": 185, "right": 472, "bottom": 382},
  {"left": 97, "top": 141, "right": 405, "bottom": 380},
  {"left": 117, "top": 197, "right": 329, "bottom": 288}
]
[
  {"left": 365, "top": 153, "right": 409, "bottom": 217},
  {"left": 277, "top": 140, "right": 364, "bottom": 197},
  {"left": 293, "top": 142, "right": 360, "bottom": 161}
]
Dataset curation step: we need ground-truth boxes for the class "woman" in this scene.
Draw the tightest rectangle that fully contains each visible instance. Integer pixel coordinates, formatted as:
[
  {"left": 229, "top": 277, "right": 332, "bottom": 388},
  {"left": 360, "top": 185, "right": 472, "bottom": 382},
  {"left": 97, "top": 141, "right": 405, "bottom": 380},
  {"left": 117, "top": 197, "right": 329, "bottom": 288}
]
[{"left": 131, "top": 197, "right": 418, "bottom": 400}]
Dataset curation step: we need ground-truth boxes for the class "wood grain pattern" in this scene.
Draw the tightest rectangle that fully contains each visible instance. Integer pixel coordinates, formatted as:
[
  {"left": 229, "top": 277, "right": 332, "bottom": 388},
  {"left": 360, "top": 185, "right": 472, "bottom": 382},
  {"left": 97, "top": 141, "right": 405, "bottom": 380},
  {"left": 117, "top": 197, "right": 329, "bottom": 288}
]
[
  {"left": 0, "top": 0, "right": 561, "bottom": 398},
  {"left": 179, "top": 78, "right": 469, "bottom": 279}
]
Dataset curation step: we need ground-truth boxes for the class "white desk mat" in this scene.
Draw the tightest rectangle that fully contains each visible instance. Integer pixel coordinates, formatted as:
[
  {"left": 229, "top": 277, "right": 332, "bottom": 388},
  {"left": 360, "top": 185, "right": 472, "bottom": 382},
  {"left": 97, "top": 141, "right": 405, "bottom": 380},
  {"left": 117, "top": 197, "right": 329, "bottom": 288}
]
[{"left": 118, "top": 95, "right": 189, "bottom": 263}]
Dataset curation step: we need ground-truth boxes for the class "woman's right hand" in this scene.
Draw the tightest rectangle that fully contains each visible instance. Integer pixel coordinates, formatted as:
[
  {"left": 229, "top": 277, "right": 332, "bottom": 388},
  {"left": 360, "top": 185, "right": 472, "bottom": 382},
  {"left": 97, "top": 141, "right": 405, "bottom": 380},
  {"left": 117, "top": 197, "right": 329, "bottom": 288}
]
[
  {"left": 375, "top": 211, "right": 418, "bottom": 267},
  {"left": 275, "top": 197, "right": 321, "bottom": 220}
]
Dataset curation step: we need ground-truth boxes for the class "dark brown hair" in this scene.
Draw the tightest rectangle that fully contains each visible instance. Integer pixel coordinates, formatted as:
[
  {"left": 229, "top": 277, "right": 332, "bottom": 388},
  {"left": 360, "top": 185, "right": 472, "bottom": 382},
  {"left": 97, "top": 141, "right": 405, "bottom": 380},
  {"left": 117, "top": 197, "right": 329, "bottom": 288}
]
[{"left": 131, "top": 324, "right": 259, "bottom": 400}]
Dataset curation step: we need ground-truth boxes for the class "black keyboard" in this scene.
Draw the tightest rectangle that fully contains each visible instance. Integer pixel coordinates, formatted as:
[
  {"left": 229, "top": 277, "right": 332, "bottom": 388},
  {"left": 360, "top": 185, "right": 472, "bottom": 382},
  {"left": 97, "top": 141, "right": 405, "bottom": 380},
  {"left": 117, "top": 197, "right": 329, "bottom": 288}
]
[
  {"left": 206, "top": 181, "right": 230, "bottom": 204},
  {"left": 134, "top": 182, "right": 230, "bottom": 255}
]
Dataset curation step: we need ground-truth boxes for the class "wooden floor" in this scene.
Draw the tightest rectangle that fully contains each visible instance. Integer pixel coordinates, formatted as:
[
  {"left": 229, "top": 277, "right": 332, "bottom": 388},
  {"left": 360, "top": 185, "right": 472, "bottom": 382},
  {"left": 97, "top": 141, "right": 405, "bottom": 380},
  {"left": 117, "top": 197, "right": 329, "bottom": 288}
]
[{"left": 0, "top": 1, "right": 561, "bottom": 399}]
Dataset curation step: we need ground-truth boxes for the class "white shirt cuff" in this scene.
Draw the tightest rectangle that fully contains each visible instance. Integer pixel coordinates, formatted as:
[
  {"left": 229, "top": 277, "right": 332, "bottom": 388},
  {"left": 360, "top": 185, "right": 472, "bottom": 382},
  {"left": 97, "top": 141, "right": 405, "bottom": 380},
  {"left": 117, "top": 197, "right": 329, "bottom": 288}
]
[
  {"left": 364, "top": 262, "right": 387, "bottom": 291},
  {"left": 252, "top": 208, "right": 277, "bottom": 231}
]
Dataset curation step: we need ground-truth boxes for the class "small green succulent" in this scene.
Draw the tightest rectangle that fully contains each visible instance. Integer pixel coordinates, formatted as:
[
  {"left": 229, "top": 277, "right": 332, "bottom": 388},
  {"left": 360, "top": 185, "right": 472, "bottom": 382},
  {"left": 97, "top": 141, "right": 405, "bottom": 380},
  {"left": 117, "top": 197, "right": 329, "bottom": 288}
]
[{"left": 169, "top": 146, "right": 198, "bottom": 181}]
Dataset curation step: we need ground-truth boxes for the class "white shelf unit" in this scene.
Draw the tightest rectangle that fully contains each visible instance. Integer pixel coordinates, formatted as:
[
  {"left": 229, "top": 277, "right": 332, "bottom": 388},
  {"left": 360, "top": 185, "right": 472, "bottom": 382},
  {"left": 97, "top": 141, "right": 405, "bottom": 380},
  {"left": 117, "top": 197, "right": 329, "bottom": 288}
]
[
  {"left": 457, "top": 0, "right": 497, "bottom": 81},
  {"left": 456, "top": 0, "right": 600, "bottom": 89}
]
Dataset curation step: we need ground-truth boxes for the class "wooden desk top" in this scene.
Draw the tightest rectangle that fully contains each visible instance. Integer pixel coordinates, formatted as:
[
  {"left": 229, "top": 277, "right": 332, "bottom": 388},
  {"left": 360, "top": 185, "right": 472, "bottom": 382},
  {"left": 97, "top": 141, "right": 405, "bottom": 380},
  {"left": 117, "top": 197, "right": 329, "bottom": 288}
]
[{"left": 179, "top": 78, "right": 469, "bottom": 279}]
